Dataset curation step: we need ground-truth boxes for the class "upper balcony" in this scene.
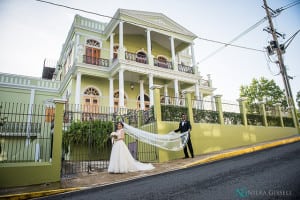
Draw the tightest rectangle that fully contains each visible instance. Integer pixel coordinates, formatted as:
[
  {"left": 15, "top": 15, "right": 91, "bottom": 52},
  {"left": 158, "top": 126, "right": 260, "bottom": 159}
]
[
  {"left": 81, "top": 51, "right": 195, "bottom": 74},
  {"left": 82, "top": 55, "right": 109, "bottom": 67}
]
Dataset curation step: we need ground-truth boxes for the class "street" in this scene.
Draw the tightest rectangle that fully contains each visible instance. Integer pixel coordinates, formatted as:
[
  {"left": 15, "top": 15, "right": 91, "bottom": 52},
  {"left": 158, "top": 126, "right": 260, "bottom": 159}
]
[{"left": 42, "top": 141, "right": 300, "bottom": 200}]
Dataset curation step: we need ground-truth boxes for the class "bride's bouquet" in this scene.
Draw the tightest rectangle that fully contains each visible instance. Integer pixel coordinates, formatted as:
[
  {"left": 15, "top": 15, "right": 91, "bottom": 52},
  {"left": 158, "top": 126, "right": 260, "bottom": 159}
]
[{"left": 110, "top": 132, "right": 118, "bottom": 140}]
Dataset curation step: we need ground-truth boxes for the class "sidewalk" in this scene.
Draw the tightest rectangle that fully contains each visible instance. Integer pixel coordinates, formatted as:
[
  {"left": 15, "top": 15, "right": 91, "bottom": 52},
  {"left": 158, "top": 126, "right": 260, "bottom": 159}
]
[{"left": 1, "top": 135, "right": 300, "bottom": 199}]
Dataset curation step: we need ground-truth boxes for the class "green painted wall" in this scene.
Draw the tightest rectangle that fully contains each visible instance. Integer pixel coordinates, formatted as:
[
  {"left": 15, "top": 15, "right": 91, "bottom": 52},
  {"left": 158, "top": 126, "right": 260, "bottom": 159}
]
[
  {"left": 0, "top": 88, "right": 31, "bottom": 104},
  {"left": 115, "top": 34, "right": 172, "bottom": 60},
  {"left": 156, "top": 122, "right": 298, "bottom": 162},
  {"left": 0, "top": 101, "right": 65, "bottom": 188},
  {"left": 151, "top": 87, "right": 299, "bottom": 162}
]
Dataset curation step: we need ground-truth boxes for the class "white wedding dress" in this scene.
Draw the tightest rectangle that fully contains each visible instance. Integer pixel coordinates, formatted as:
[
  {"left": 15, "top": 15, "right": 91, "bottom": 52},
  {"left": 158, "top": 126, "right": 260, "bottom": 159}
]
[{"left": 108, "top": 129, "right": 155, "bottom": 173}]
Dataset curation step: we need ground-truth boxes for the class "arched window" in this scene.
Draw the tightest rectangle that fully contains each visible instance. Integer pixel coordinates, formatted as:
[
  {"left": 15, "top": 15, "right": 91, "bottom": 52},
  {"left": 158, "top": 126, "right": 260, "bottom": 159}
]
[
  {"left": 84, "top": 87, "right": 99, "bottom": 96},
  {"left": 157, "top": 56, "right": 167, "bottom": 63},
  {"left": 83, "top": 87, "right": 100, "bottom": 120},
  {"left": 85, "top": 39, "right": 101, "bottom": 65},
  {"left": 86, "top": 39, "right": 100, "bottom": 47},
  {"left": 157, "top": 55, "right": 169, "bottom": 68},
  {"left": 136, "top": 51, "right": 147, "bottom": 64},
  {"left": 114, "top": 91, "right": 127, "bottom": 111},
  {"left": 137, "top": 94, "right": 150, "bottom": 110}
]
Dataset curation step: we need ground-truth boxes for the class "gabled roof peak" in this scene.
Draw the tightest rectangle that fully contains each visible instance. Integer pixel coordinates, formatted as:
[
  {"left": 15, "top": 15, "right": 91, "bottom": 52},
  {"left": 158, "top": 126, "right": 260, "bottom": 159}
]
[{"left": 116, "top": 8, "right": 197, "bottom": 38}]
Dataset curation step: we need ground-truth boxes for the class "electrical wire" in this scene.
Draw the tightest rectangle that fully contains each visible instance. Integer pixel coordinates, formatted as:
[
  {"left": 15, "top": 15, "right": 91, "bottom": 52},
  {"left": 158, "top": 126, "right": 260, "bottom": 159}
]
[
  {"left": 35, "top": 0, "right": 265, "bottom": 53},
  {"left": 264, "top": 50, "right": 281, "bottom": 76},
  {"left": 276, "top": 0, "right": 300, "bottom": 12},
  {"left": 35, "top": 0, "right": 300, "bottom": 65},
  {"left": 198, "top": 17, "right": 267, "bottom": 63},
  {"left": 283, "top": 29, "right": 300, "bottom": 50}
]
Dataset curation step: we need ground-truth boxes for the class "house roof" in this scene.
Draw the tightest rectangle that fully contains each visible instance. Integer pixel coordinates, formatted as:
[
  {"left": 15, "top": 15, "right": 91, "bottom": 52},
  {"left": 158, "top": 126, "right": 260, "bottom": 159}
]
[
  {"left": 119, "top": 9, "right": 197, "bottom": 38},
  {"left": 105, "top": 9, "right": 197, "bottom": 40}
]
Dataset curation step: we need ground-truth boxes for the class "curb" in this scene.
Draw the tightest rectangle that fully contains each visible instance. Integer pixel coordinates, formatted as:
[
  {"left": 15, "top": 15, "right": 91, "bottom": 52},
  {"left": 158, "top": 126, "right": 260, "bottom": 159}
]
[
  {"left": 0, "top": 187, "right": 82, "bottom": 199},
  {"left": 2, "top": 136, "right": 299, "bottom": 199},
  {"left": 182, "top": 136, "right": 300, "bottom": 168}
]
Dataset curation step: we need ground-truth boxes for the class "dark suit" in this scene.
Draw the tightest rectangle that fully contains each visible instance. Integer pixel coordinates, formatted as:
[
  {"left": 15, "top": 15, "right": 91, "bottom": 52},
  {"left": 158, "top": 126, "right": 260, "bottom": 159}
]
[{"left": 175, "top": 120, "right": 194, "bottom": 158}]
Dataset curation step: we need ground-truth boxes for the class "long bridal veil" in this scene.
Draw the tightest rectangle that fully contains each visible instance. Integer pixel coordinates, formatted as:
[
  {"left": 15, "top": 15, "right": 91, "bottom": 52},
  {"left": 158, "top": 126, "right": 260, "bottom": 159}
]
[{"left": 123, "top": 123, "right": 189, "bottom": 151}]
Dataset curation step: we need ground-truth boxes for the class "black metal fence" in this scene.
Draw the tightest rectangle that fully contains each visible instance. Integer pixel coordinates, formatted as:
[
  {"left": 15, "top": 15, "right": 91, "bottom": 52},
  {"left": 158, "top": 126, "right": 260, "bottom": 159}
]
[
  {"left": 162, "top": 97, "right": 294, "bottom": 127},
  {"left": 0, "top": 102, "right": 53, "bottom": 163},
  {"left": 61, "top": 104, "right": 158, "bottom": 177}
]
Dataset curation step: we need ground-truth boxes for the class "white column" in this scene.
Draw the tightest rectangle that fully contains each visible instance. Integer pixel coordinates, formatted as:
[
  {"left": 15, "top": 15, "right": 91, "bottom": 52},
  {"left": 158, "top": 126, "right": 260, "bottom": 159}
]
[
  {"left": 191, "top": 43, "right": 197, "bottom": 74},
  {"left": 200, "top": 92, "right": 204, "bottom": 109},
  {"left": 119, "top": 21, "right": 124, "bottom": 49},
  {"left": 146, "top": 29, "right": 153, "bottom": 65},
  {"left": 164, "top": 84, "right": 169, "bottom": 104},
  {"left": 75, "top": 72, "right": 82, "bottom": 108},
  {"left": 26, "top": 89, "right": 35, "bottom": 146},
  {"left": 148, "top": 74, "right": 154, "bottom": 106},
  {"left": 174, "top": 79, "right": 179, "bottom": 98},
  {"left": 118, "top": 69, "right": 125, "bottom": 107},
  {"left": 191, "top": 43, "right": 196, "bottom": 66},
  {"left": 139, "top": 80, "right": 145, "bottom": 110},
  {"left": 118, "top": 21, "right": 125, "bottom": 60},
  {"left": 195, "top": 83, "right": 200, "bottom": 100},
  {"left": 211, "top": 95, "right": 215, "bottom": 111},
  {"left": 174, "top": 79, "right": 179, "bottom": 105},
  {"left": 73, "top": 34, "right": 80, "bottom": 65},
  {"left": 207, "top": 74, "right": 212, "bottom": 87},
  {"left": 109, "top": 33, "right": 114, "bottom": 63},
  {"left": 109, "top": 78, "right": 114, "bottom": 112},
  {"left": 170, "top": 36, "right": 177, "bottom": 70}
]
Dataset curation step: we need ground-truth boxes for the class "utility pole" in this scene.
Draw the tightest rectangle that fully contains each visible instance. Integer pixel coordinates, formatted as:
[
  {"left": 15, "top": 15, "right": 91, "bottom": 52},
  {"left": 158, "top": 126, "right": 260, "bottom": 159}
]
[{"left": 263, "top": 0, "right": 299, "bottom": 128}]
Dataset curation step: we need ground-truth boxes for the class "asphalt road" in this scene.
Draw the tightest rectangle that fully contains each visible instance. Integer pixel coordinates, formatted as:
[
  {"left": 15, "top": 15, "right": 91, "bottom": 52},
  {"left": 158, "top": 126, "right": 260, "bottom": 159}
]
[{"left": 42, "top": 141, "right": 300, "bottom": 200}]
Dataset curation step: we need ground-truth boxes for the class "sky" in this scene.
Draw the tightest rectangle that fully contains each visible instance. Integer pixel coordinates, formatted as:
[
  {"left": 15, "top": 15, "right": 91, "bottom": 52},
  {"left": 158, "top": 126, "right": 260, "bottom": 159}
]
[{"left": 0, "top": 0, "right": 299, "bottom": 105}]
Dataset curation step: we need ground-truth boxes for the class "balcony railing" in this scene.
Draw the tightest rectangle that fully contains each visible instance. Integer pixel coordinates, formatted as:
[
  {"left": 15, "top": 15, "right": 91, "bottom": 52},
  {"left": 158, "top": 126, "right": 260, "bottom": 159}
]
[
  {"left": 83, "top": 55, "right": 109, "bottom": 67},
  {"left": 125, "top": 51, "right": 148, "bottom": 64},
  {"left": 153, "top": 58, "right": 172, "bottom": 70},
  {"left": 178, "top": 63, "right": 194, "bottom": 74}
]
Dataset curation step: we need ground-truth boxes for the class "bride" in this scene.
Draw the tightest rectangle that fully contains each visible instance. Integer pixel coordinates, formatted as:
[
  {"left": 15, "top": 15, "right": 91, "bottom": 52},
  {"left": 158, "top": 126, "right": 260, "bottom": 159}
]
[{"left": 108, "top": 122, "right": 155, "bottom": 173}]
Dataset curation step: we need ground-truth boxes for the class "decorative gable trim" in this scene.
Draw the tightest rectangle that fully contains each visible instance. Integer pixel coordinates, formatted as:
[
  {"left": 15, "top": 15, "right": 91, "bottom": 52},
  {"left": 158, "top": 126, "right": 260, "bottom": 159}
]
[{"left": 119, "top": 9, "right": 197, "bottom": 38}]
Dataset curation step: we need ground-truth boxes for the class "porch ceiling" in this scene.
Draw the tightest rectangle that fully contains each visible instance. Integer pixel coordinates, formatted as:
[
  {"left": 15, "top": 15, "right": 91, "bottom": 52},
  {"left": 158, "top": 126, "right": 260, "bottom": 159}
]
[
  {"left": 113, "top": 23, "right": 190, "bottom": 52},
  {"left": 112, "top": 71, "right": 194, "bottom": 90}
]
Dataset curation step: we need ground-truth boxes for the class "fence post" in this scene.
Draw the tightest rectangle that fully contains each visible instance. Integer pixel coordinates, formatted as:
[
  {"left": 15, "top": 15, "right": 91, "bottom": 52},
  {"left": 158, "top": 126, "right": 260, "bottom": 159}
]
[
  {"left": 150, "top": 85, "right": 163, "bottom": 123},
  {"left": 237, "top": 97, "right": 248, "bottom": 126},
  {"left": 183, "top": 91, "right": 194, "bottom": 124},
  {"left": 52, "top": 99, "right": 66, "bottom": 178},
  {"left": 214, "top": 95, "right": 224, "bottom": 125},
  {"left": 274, "top": 103, "right": 284, "bottom": 127},
  {"left": 259, "top": 101, "right": 268, "bottom": 127}
]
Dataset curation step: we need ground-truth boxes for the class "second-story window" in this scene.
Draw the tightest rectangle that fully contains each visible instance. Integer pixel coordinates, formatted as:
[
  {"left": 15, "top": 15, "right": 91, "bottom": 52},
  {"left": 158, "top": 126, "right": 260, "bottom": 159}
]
[
  {"left": 85, "top": 39, "right": 101, "bottom": 65},
  {"left": 136, "top": 51, "right": 147, "bottom": 64},
  {"left": 156, "top": 56, "right": 169, "bottom": 68}
]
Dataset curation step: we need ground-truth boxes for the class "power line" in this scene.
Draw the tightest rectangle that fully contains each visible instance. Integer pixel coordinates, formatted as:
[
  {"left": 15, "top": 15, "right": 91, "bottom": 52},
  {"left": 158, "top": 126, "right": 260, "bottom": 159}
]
[
  {"left": 200, "top": 0, "right": 300, "bottom": 63},
  {"left": 199, "top": 17, "right": 267, "bottom": 63},
  {"left": 35, "top": 0, "right": 265, "bottom": 54},
  {"left": 276, "top": 0, "right": 300, "bottom": 12}
]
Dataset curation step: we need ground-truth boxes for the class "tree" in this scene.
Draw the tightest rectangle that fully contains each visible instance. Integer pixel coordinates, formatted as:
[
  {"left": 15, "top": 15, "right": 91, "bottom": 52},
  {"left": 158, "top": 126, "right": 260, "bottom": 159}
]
[{"left": 240, "top": 77, "right": 287, "bottom": 113}]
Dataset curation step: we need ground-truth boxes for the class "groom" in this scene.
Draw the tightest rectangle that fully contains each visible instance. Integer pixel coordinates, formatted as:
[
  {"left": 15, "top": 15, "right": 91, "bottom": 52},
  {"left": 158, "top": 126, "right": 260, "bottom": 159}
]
[{"left": 175, "top": 113, "right": 194, "bottom": 158}]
